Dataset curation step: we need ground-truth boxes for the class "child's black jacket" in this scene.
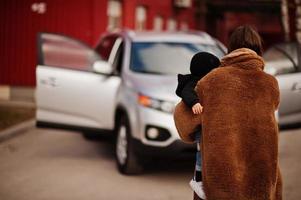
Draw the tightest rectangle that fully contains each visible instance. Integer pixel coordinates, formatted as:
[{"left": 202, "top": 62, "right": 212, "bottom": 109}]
[{"left": 175, "top": 74, "right": 201, "bottom": 108}]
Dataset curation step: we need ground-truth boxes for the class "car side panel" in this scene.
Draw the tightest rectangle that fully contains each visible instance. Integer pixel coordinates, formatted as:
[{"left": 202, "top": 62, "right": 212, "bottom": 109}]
[
  {"left": 277, "top": 72, "right": 301, "bottom": 125},
  {"left": 36, "top": 66, "right": 121, "bottom": 129}
]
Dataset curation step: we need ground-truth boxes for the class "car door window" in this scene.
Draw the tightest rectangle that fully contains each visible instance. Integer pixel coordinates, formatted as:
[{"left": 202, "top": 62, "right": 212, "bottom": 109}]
[
  {"left": 113, "top": 43, "right": 124, "bottom": 75},
  {"left": 109, "top": 39, "right": 124, "bottom": 75},
  {"left": 38, "top": 33, "right": 101, "bottom": 72},
  {"left": 95, "top": 35, "right": 118, "bottom": 61}
]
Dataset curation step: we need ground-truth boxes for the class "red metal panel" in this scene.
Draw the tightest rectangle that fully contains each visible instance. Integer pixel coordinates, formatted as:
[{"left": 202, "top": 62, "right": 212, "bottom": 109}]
[
  {"left": 0, "top": 0, "right": 35, "bottom": 86},
  {"left": 123, "top": 0, "right": 136, "bottom": 29},
  {"left": 0, "top": 0, "right": 107, "bottom": 86},
  {"left": 92, "top": 0, "right": 108, "bottom": 44}
]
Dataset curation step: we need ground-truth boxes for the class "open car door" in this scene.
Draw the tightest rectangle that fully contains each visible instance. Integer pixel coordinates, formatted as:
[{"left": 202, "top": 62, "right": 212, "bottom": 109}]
[{"left": 36, "top": 33, "right": 121, "bottom": 131}]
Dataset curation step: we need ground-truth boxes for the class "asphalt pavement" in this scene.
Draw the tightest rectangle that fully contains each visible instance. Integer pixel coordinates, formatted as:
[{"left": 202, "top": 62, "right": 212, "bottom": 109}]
[{"left": 0, "top": 127, "right": 300, "bottom": 200}]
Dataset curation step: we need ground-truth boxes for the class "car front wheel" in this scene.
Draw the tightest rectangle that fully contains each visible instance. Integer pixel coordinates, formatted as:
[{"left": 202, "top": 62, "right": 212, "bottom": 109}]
[{"left": 115, "top": 115, "right": 143, "bottom": 175}]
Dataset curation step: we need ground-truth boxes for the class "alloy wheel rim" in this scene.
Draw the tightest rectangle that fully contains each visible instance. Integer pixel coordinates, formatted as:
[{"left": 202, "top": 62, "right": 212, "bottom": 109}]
[{"left": 116, "top": 125, "right": 127, "bottom": 165}]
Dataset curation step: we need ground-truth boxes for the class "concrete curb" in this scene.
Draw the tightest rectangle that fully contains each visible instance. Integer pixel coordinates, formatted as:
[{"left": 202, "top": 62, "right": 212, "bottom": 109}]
[{"left": 0, "top": 119, "right": 35, "bottom": 142}]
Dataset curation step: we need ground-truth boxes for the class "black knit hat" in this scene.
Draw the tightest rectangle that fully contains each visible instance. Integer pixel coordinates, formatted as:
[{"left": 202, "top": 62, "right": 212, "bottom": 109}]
[{"left": 190, "top": 52, "right": 220, "bottom": 77}]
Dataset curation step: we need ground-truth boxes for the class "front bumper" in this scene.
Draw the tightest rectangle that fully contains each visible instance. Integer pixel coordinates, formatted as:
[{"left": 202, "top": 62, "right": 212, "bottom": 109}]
[
  {"left": 132, "top": 138, "right": 196, "bottom": 157},
  {"left": 136, "top": 105, "right": 183, "bottom": 147}
]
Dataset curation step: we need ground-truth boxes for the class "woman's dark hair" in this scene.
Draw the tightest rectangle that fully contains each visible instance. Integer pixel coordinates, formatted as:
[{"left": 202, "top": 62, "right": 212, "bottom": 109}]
[{"left": 228, "top": 25, "right": 263, "bottom": 56}]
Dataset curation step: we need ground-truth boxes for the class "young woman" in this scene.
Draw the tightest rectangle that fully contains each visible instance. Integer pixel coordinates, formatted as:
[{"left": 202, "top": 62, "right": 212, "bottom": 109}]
[{"left": 175, "top": 25, "right": 282, "bottom": 200}]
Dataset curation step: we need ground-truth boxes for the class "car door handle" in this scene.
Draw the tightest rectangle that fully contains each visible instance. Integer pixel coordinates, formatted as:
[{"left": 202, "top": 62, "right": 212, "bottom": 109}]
[
  {"left": 49, "top": 77, "right": 59, "bottom": 87},
  {"left": 40, "top": 77, "right": 59, "bottom": 87},
  {"left": 292, "top": 82, "right": 301, "bottom": 92}
]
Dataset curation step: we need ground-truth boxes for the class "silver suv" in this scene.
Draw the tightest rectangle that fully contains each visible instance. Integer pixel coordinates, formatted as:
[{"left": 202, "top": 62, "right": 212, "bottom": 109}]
[{"left": 36, "top": 30, "right": 226, "bottom": 174}]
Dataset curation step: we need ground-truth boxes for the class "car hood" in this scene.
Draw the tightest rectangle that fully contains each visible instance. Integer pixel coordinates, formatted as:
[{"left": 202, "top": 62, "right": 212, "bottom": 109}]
[{"left": 128, "top": 73, "right": 180, "bottom": 102}]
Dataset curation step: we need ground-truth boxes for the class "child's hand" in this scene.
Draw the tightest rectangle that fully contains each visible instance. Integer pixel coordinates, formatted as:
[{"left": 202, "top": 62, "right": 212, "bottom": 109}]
[{"left": 192, "top": 103, "right": 203, "bottom": 114}]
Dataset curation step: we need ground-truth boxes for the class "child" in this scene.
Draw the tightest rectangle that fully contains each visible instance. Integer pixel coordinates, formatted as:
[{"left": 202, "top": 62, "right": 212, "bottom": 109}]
[{"left": 175, "top": 52, "right": 220, "bottom": 199}]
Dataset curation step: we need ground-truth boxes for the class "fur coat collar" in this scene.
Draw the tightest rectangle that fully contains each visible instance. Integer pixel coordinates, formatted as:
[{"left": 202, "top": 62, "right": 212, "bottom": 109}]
[{"left": 221, "top": 48, "right": 264, "bottom": 71}]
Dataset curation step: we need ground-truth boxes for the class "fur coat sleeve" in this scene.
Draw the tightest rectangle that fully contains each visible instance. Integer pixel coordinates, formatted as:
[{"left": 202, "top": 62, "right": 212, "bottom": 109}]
[{"left": 173, "top": 100, "right": 202, "bottom": 143}]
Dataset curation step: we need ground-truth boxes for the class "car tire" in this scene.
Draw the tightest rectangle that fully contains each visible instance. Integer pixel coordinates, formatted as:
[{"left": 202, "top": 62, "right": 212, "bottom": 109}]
[{"left": 115, "top": 114, "right": 143, "bottom": 175}]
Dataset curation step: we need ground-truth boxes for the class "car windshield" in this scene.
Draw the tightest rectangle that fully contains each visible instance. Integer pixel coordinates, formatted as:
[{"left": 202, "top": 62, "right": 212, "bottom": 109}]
[{"left": 130, "top": 42, "right": 224, "bottom": 75}]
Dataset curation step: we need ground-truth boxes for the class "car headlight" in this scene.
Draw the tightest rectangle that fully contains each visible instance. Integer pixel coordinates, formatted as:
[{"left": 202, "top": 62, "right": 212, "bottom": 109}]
[{"left": 138, "top": 93, "right": 175, "bottom": 113}]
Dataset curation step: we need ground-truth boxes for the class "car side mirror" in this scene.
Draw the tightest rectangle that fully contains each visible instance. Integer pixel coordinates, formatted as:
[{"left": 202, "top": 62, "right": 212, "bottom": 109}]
[{"left": 93, "top": 60, "right": 113, "bottom": 75}]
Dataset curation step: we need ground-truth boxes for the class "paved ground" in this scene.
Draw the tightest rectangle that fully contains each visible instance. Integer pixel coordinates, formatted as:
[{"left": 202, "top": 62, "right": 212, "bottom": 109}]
[
  {"left": 0, "top": 100, "right": 35, "bottom": 131},
  {"left": 0, "top": 127, "right": 300, "bottom": 200},
  {"left": 278, "top": 128, "right": 301, "bottom": 200}
]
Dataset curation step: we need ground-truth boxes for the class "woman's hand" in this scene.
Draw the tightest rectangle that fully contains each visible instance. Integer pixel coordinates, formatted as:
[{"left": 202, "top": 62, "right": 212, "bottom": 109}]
[{"left": 192, "top": 103, "right": 203, "bottom": 115}]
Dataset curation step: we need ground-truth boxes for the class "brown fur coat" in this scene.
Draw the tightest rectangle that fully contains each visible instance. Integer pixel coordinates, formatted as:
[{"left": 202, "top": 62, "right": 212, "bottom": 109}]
[{"left": 174, "top": 48, "right": 282, "bottom": 200}]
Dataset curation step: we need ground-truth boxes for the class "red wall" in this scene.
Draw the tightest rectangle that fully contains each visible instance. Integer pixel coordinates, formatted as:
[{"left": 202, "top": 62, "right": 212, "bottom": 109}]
[
  {"left": 0, "top": 0, "right": 283, "bottom": 86},
  {"left": 0, "top": 0, "right": 107, "bottom": 86},
  {"left": 0, "top": 0, "right": 196, "bottom": 86}
]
